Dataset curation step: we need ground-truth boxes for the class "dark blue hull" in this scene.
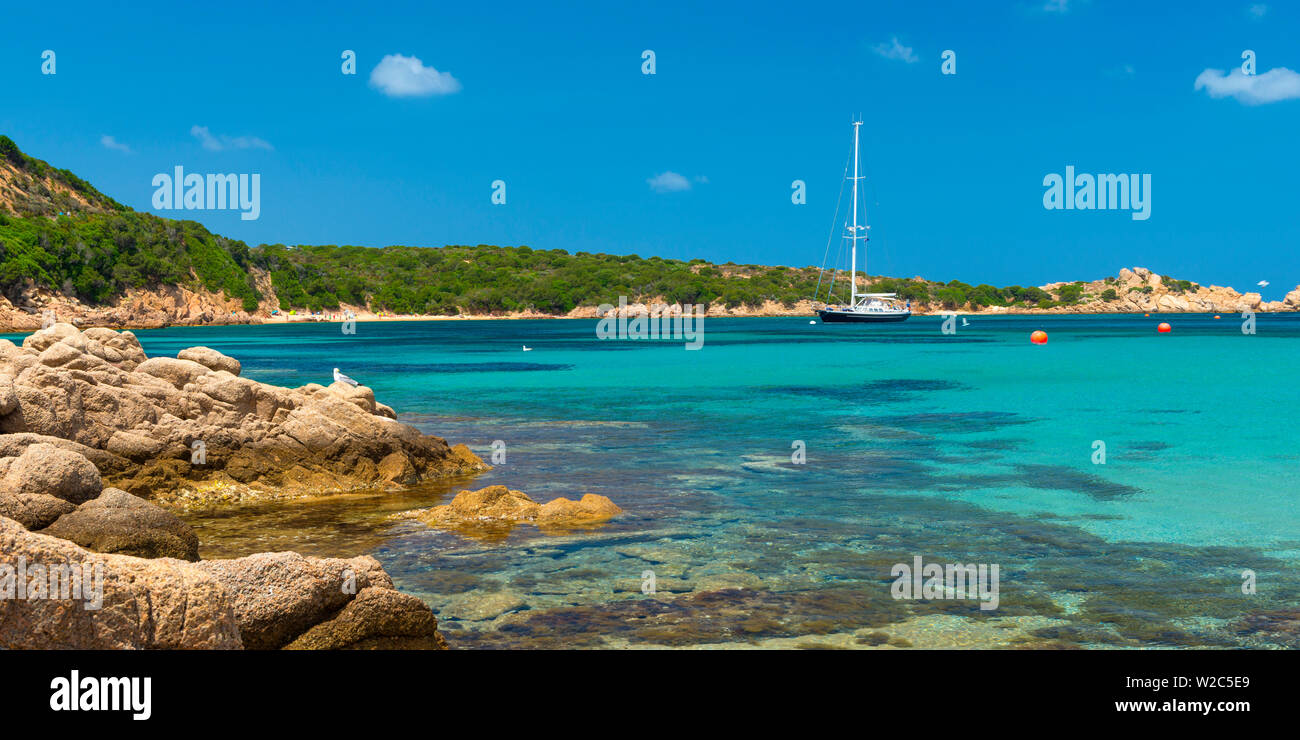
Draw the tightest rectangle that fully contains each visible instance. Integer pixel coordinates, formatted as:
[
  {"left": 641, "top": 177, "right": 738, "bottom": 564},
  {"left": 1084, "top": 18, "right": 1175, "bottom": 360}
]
[{"left": 816, "top": 308, "right": 911, "bottom": 323}]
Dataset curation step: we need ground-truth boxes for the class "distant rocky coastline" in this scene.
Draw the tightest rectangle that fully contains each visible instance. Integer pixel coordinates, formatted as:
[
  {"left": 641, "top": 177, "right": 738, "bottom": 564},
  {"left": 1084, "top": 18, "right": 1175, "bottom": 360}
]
[{"left": 1, "top": 266, "right": 1295, "bottom": 331}]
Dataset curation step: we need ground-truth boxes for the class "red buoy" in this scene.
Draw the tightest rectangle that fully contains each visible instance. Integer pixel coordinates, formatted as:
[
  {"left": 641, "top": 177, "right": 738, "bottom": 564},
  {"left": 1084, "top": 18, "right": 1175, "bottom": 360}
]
[
  {"left": 1031, "top": 330, "right": 1048, "bottom": 345},
  {"left": 1157, "top": 322, "right": 1171, "bottom": 333}
]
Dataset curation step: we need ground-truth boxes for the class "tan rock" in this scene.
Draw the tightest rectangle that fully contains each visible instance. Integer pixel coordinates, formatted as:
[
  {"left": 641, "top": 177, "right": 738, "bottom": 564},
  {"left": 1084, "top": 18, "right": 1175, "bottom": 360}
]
[
  {"left": 192, "top": 552, "right": 392, "bottom": 649},
  {"left": 419, "top": 485, "right": 621, "bottom": 529},
  {"left": 283, "top": 587, "right": 446, "bottom": 650},
  {"left": 539, "top": 493, "right": 623, "bottom": 525},
  {"left": 177, "top": 346, "right": 241, "bottom": 376},
  {"left": 2, "top": 443, "right": 102, "bottom": 504},
  {"left": 423, "top": 485, "right": 541, "bottom": 524},
  {"left": 0, "top": 325, "right": 487, "bottom": 499},
  {"left": 38, "top": 487, "right": 200, "bottom": 561},
  {"left": 0, "top": 515, "right": 242, "bottom": 649}
]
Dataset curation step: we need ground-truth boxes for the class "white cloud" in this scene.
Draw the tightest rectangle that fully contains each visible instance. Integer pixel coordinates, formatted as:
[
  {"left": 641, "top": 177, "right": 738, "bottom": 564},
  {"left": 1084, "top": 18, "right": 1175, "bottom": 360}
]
[
  {"left": 1043, "top": 0, "right": 1070, "bottom": 13},
  {"left": 190, "top": 125, "right": 273, "bottom": 151},
  {"left": 872, "top": 37, "right": 917, "bottom": 64},
  {"left": 1194, "top": 67, "right": 1300, "bottom": 105},
  {"left": 1248, "top": 4, "right": 1268, "bottom": 19},
  {"left": 369, "top": 54, "right": 461, "bottom": 98},
  {"left": 100, "top": 135, "right": 131, "bottom": 153},
  {"left": 647, "top": 171, "right": 693, "bottom": 193}
]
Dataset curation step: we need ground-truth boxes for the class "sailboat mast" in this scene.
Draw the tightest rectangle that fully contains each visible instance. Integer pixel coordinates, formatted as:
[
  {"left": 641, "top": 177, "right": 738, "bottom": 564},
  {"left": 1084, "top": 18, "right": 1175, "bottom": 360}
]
[{"left": 850, "top": 120, "right": 861, "bottom": 306}]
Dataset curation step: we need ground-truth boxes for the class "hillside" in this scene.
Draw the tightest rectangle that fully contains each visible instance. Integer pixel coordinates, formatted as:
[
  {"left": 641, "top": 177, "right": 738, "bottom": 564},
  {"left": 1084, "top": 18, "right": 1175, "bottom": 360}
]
[{"left": 0, "top": 134, "right": 1296, "bottom": 329}]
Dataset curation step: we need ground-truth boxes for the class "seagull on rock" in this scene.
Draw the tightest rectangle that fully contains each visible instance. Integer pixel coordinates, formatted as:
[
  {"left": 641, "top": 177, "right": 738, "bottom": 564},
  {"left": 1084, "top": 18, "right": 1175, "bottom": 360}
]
[{"left": 333, "top": 368, "right": 359, "bottom": 387}]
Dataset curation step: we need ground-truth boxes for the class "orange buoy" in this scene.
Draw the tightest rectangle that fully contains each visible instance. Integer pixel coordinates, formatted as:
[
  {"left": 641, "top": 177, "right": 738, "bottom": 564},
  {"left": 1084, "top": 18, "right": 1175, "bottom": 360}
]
[
  {"left": 1031, "top": 330, "right": 1048, "bottom": 345},
  {"left": 1144, "top": 313, "right": 1150, "bottom": 317},
  {"left": 1157, "top": 322, "right": 1171, "bottom": 333},
  {"left": 1214, "top": 315, "right": 1221, "bottom": 319}
]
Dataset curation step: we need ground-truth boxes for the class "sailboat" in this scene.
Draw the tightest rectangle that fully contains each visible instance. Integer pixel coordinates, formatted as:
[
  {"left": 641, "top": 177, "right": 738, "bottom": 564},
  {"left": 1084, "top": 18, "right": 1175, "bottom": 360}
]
[{"left": 814, "top": 120, "right": 910, "bottom": 323}]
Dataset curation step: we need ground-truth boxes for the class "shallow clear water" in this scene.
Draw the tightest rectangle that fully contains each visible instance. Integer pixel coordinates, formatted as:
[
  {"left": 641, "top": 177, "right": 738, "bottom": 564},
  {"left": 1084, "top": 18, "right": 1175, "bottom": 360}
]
[{"left": 17, "top": 315, "right": 1299, "bottom": 648}]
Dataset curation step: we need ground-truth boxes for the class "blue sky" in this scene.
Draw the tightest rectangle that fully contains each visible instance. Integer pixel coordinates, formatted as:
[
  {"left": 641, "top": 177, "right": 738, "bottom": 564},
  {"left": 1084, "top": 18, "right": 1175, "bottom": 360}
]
[{"left": 2, "top": 0, "right": 1297, "bottom": 296}]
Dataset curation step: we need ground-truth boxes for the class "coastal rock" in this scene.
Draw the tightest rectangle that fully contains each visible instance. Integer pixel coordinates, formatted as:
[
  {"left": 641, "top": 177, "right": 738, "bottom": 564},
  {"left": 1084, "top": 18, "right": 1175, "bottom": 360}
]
[
  {"left": 539, "top": 494, "right": 625, "bottom": 525},
  {"left": 283, "top": 587, "right": 446, "bottom": 650},
  {"left": 38, "top": 487, "right": 200, "bottom": 561},
  {"left": 0, "top": 490, "right": 77, "bottom": 530},
  {"left": 0, "top": 377, "right": 16, "bottom": 415},
  {"left": 177, "top": 346, "right": 241, "bottom": 376},
  {"left": 419, "top": 485, "right": 621, "bottom": 528},
  {"left": 1, "top": 442, "right": 102, "bottom": 505},
  {"left": 0, "top": 515, "right": 242, "bottom": 649},
  {"left": 1285, "top": 286, "right": 1300, "bottom": 309},
  {"left": 192, "top": 552, "right": 393, "bottom": 650},
  {"left": 0, "top": 324, "right": 489, "bottom": 499},
  {"left": 1, "top": 514, "right": 446, "bottom": 649},
  {"left": 423, "top": 485, "right": 541, "bottom": 523}
]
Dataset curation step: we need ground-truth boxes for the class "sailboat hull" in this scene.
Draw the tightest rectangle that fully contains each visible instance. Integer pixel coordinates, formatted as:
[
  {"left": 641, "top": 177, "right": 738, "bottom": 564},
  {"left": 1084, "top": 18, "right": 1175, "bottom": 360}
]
[{"left": 816, "top": 308, "right": 911, "bottom": 323}]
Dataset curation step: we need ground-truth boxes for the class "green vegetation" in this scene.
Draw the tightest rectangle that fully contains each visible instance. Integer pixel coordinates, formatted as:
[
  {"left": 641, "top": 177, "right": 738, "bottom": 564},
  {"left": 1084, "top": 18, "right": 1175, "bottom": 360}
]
[
  {"left": 1100, "top": 288, "right": 1118, "bottom": 301},
  {"left": 0, "top": 212, "right": 260, "bottom": 310},
  {"left": 1161, "top": 275, "right": 1198, "bottom": 293},
  {"left": 252, "top": 244, "right": 830, "bottom": 314},
  {"left": 1056, "top": 282, "right": 1085, "bottom": 304}
]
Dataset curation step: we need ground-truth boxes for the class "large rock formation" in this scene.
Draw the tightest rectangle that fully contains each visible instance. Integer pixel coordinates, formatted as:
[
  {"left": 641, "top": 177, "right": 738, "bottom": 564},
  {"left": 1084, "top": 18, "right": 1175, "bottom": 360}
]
[
  {"left": 981, "top": 267, "right": 1300, "bottom": 316},
  {"left": 0, "top": 423, "right": 448, "bottom": 649},
  {"left": 0, "top": 325, "right": 485, "bottom": 649},
  {"left": 0, "top": 515, "right": 242, "bottom": 649},
  {"left": 0, "top": 516, "right": 446, "bottom": 649},
  {"left": 0, "top": 323, "right": 487, "bottom": 500}
]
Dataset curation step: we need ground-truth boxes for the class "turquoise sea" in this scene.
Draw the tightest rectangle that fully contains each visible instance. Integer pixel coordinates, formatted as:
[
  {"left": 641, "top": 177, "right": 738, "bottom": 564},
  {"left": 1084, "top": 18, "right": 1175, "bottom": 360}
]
[{"left": 24, "top": 314, "right": 1300, "bottom": 648}]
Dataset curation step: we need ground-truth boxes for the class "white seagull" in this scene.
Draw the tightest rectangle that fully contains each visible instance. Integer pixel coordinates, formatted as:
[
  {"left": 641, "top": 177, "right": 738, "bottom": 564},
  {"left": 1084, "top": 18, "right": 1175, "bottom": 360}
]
[
  {"left": 1258, "top": 280, "right": 1270, "bottom": 288},
  {"left": 333, "top": 367, "right": 359, "bottom": 386}
]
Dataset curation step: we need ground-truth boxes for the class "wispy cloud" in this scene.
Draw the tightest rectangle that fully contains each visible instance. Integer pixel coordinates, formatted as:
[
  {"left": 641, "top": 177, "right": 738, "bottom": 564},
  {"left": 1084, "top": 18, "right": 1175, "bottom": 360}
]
[
  {"left": 190, "top": 125, "right": 273, "bottom": 151},
  {"left": 1043, "top": 0, "right": 1070, "bottom": 12},
  {"left": 647, "top": 171, "right": 697, "bottom": 193},
  {"left": 872, "top": 37, "right": 918, "bottom": 64},
  {"left": 369, "top": 53, "right": 461, "bottom": 98},
  {"left": 1248, "top": 3, "right": 1268, "bottom": 19},
  {"left": 100, "top": 135, "right": 131, "bottom": 154},
  {"left": 1195, "top": 67, "right": 1300, "bottom": 105}
]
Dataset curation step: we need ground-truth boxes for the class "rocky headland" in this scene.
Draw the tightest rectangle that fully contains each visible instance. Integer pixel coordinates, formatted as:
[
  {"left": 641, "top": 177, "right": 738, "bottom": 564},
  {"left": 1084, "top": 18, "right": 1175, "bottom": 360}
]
[
  {"left": 0, "top": 323, "right": 486, "bottom": 504},
  {"left": 0, "top": 323, "right": 620, "bottom": 649}
]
